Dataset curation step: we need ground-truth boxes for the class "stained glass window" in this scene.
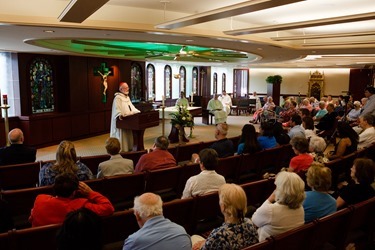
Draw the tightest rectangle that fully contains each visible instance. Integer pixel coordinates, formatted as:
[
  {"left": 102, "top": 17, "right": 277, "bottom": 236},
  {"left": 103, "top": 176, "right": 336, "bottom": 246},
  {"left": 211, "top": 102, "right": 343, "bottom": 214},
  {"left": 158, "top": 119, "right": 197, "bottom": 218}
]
[{"left": 30, "top": 58, "right": 55, "bottom": 113}]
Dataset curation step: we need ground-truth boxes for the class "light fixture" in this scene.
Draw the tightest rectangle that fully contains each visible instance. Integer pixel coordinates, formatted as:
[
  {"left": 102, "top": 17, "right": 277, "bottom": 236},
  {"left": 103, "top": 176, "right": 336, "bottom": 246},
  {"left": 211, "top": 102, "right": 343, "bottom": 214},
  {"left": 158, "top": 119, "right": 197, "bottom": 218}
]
[
  {"left": 224, "top": 12, "right": 375, "bottom": 36},
  {"left": 58, "top": 0, "right": 110, "bottom": 23},
  {"left": 155, "top": 0, "right": 304, "bottom": 29}
]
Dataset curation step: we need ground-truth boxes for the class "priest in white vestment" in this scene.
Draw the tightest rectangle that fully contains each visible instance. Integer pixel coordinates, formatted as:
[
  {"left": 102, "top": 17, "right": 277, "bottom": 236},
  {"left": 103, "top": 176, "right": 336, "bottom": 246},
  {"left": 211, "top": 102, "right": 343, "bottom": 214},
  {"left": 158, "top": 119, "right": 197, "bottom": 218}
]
[
  {"left": 110, "top": 82, "right": 140, "bottom": 152},
  {"left": 218, "top": 90, "right": 232, "bottom": 115},
  {"left": 207, "top": 94, "right": 227, "bottom": 124}
]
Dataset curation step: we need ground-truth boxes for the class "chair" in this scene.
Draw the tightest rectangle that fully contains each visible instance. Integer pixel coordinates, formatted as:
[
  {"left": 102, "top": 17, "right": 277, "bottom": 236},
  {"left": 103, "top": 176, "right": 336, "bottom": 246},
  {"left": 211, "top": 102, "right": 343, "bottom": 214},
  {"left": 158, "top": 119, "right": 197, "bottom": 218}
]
[
  {"left": 241, "top": 238, "right": 274, "bottom": 250},
  {"left": 256, "top": 146, "right": 283, "bottom": 175},
  {"left": 191, "top": 191, "right": 223, "bottom": 235},
  {"left": 120, "top": 150, "right": 147, "bottom": 166},
  {"left": 101, "top": 210, "right": 139, "bottom": 247},
  {"left": 102, "top": 172, "right": 145, "bottom": 210},
  {"left": 163, "top": 198, "right": 195, "bottom": 235},
  {"left": 248, "top": 98, "right": 257, "bottom": 114},
  {"left": 216, "top": 155, "right": 241, "bottom": 183},
  {"left": 202, "top": 109, "right": 214, "bottom": 125},
  {"left": 324, "top": 157, "right": 345, "bottom": 190},
  {"left": 0, "top": 162, "right": 41, "bottom": 190},
  {"left": 10, "top": 223, "right": 61, "bottom": 250},
  {"left": 175, "top": 142, "right": 202, "bottom": 164},
  {"left": 0, "top": 232, "right": 11, "bottom": 250},
  {"left": 177, "top": 163, "right": 201, "bottom": 196},
  {"left": 345, "top": 197, "right": 375, "bottom": 248},
  {"left": 1, "top": 185, "right": 54, "bottom": 228},
  {"left": 311, "top": 208, "right": 352, "bottom": 250},
  {"left": 144, "top": 166, "right": 183, "bottom": 202},
  {"left": 238, "top": 98, "right": 251, "bottom": 116},
  {"left": 79, "top": 154, "right": 110, "bottom": 175},
  {"left": 241, "top": 179, "right": 275, "bottom": 208},
  {"left": 237, "top": 153, "right": 262, "bottom": 184},
  {"left": 271, "top": 222, "right": 315, "bottom": 250}
]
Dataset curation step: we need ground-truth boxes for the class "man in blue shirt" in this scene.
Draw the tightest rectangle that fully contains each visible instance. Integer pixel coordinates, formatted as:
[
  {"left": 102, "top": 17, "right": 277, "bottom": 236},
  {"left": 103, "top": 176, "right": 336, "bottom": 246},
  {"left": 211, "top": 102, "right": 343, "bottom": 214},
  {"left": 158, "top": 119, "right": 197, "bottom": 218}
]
[
  {"left": 288, "top": 114, "right": 305, "bottom": 140},
  {"left": 123, "top": 193, "right": 191, "bottom": 250}
]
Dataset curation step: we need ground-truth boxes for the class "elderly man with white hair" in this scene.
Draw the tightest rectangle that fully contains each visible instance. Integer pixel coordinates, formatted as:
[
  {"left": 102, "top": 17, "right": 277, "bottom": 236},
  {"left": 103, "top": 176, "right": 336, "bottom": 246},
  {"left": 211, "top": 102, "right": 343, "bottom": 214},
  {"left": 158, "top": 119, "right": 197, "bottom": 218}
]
[
  {"left": 123, "top": 193, "right": 191, "bottom": 250},
  {"left": 110, "top": 82, "right": 140, "bottom": 152}
]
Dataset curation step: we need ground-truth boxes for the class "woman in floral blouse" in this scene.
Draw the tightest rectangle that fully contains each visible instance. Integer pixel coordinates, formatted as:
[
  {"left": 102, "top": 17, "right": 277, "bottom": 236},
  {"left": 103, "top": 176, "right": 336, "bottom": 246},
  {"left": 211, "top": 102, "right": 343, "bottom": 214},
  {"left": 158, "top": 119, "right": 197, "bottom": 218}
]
[
  {"left": 39, "top": 140, "right": 93, "bottom": 186},
  {"left": 192, "top": 183, "right": 258, "bottom": 250}
]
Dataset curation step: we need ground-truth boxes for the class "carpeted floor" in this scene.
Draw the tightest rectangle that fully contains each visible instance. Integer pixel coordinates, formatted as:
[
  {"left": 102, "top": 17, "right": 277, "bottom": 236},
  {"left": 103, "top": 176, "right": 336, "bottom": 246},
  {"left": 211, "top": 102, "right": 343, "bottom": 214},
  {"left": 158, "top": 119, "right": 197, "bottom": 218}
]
[{"left": 36, "top": 114, "right": 258, "bottom": 161}]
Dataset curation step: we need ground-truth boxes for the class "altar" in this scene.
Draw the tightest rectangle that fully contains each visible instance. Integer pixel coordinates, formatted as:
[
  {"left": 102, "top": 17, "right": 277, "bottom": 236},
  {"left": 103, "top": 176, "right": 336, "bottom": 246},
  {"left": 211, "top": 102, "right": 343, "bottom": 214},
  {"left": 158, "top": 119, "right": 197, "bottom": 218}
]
[{"left": 156, "top": 106, "right": 202, "bottom": 119}]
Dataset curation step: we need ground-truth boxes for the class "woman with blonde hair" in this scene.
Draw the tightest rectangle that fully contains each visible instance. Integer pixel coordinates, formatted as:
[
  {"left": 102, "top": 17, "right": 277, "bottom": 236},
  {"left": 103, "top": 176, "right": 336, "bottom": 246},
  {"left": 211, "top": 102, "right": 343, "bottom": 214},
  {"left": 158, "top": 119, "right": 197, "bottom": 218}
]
[
  {"left": 252, "top": 171, "right": 305, "bottom": 241},
  {"left": 303, "top": 163, "right": 336, "bottom": 223},
  {"left": 39, "top": 140, "right": 93, "bottom": 186},
  {"left": 192, "top": 184, "right": 258, "bottom": 249}
]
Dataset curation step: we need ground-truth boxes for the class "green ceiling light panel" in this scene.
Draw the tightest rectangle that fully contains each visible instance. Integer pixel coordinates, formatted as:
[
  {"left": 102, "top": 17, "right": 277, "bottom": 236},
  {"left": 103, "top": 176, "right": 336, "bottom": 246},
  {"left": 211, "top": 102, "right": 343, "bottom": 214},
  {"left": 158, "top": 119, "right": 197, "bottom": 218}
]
[{"left": 27, "top": 39, "right": 258, "bottom": 64}]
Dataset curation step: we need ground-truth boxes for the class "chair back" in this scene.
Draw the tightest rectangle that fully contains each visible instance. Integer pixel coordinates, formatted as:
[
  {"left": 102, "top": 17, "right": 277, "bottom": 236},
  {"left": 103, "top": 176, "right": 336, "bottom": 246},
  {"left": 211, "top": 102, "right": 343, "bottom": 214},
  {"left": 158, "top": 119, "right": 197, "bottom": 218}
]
[
  {"left": 0, "top": 162, "right": 41, "bottom": 190},
  {"left": 102, "top": 172, "right": 145, "bottom": 210}
]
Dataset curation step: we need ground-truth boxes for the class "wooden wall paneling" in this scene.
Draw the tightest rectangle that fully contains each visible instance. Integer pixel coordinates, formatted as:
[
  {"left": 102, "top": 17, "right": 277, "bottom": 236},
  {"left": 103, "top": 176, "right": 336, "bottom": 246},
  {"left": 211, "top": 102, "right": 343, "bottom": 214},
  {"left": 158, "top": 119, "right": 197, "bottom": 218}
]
[
  {"left": 69, "top": 56, "right": 89, "bottom": 112},
  {"left": 71, "top": 113, "right": 90, "bottom": 138},
  {"left": 105, "top": 110, "right": 112, "bottom": 132},
  {"left": 89, "top": 111, "right": 106, "bottom": 134},
  {"left": 52, "top": 115, "right": 72, "bottom": 141},
  {"left": 349, "top": 69, "right": 372, "bottom": 101},
  {"left": 19, "top": 116, "right": 53, "bottom": 146}
]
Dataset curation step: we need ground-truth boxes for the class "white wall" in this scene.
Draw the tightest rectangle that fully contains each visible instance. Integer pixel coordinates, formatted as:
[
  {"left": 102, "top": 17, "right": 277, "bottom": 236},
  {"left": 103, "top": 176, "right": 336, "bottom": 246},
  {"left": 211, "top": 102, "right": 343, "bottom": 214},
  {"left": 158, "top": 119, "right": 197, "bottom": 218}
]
[
  {"left": 147, "top": 62, "right": 351, "bottom": 100},
  {"left": 249, "top": 68, "right": 350, "bottom": 96}
]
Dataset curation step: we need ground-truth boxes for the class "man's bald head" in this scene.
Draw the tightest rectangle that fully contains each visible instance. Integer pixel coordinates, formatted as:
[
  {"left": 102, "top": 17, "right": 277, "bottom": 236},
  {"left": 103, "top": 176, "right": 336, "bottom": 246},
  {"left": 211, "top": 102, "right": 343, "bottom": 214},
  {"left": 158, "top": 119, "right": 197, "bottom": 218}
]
[
  {"left": 8, "top": 128, "right": 24, "bottom": 144},
  {"left": 133, "top": 193, "right": 163, "bottom": 219}
]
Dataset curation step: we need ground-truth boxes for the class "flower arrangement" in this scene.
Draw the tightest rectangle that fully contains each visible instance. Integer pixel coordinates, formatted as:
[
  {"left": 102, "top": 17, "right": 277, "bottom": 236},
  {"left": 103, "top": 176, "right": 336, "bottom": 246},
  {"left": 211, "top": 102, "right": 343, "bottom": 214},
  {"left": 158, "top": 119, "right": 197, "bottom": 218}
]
[{"left": 170, "top": 106, "right": 194, "bottom": 128}]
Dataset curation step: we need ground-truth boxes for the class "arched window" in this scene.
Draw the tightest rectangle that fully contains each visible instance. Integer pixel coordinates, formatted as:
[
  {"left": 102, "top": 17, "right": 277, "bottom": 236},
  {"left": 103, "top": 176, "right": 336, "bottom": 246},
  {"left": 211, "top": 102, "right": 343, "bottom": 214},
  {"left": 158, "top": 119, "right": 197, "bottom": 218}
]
[
  {"left": 222, "top": 73, "right": 226, "bottom": 92},
  {"left": 131, "top": 63, "right": 142, "bottom": 102},
  {"left": 192, "top": 67, "right": 198, "bottom": 95},
  {"left": 179, "top": 66, "right": 186, "bottom": 93},
  {"left": 146, "top": 64, "right": 155, "bottom": 101},
  {"left": 164, "top": 65, "right": 172, "bottom": 99},
  {"left": 30, "top": 57, "right": 55, "bottom": 114},
  {"left": 213, "top": 72, "right": 218, "bottom": 94}
]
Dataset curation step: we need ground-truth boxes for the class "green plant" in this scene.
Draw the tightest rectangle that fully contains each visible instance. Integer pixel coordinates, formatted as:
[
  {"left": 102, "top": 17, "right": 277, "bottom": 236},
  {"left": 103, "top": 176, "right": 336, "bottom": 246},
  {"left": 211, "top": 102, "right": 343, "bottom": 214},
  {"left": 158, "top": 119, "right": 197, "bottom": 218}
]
[
  {"left": 169, "top": 106, "right": 194, "bottom": 128},
  {"left": 266, "top": 75, "right": 283, "bottom": 84}
]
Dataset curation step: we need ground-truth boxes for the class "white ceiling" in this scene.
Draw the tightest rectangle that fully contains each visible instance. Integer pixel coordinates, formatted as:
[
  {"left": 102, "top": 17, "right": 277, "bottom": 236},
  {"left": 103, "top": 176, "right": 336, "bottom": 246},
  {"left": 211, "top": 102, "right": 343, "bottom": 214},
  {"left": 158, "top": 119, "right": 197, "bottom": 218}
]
[{"left": 1, "top": 0, "right": 375, "bottom": 68}]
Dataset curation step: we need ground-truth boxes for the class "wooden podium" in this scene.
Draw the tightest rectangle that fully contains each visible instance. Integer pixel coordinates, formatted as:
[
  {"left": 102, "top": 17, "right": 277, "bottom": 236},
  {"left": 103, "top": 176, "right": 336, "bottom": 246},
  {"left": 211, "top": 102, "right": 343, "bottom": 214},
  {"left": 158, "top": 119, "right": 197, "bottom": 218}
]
[{"left": 116, "top": 111, "right": 159, "bottom": 151}]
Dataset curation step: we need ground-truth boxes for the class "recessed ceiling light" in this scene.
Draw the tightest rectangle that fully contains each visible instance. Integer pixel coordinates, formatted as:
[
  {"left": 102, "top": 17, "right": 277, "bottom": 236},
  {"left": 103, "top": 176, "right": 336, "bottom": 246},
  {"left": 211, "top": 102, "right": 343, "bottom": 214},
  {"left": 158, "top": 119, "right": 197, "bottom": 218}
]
[
  {"left": 43, "top": 30, "right": 55, "bottom": 33},
  {"left": 185, "top": 39, "right": 194, "bottom": 42}
]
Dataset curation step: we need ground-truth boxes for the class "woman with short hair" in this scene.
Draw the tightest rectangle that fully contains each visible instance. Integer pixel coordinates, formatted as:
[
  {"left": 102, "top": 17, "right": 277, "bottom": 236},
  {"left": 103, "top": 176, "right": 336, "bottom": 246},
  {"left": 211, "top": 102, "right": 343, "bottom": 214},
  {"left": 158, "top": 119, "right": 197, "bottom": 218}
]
[
  {"left": 252, "top": 171, "right": 305, "bottom": 241},
  {"left": 192, "top": 184, "right": 258, "bottom": 249},
  {"left": 303, "top": 163, "right": 336, "bottom": 223}
]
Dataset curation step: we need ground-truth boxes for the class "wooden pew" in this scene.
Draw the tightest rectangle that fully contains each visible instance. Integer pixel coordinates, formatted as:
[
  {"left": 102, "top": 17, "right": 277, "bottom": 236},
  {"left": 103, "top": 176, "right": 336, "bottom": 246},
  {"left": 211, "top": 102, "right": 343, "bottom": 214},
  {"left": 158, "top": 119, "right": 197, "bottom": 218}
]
[{"left": 0, "top": 162, "right": 41, "bottom": 190}]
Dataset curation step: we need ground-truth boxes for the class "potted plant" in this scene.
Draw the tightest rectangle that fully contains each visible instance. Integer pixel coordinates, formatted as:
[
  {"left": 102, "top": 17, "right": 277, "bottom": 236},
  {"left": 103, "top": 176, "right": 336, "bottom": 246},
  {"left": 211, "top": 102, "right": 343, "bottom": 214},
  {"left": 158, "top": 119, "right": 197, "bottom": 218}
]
[
  {"left": 266, "top": 75, "right": 283, "bottom": 84},
  {"left": 265, "top": 75, "right": 282, "bottom": 106}
]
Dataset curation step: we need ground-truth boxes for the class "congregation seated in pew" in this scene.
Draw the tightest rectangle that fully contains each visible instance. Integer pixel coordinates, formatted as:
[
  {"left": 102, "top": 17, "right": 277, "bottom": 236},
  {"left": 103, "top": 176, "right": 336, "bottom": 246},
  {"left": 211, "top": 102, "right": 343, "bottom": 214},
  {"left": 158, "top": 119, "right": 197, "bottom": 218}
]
[
  {"left": 0, "top": 128, "right": 36, "bottom": 166},
  {"left": 134, "top": 136, "right": 176, "bottom": 173},
  {"left": 30, "top": 173, "right": 114, "bottom": 227},
  {"left": 191, "top": 183, "right": 259, "bottom": 250},
  {"left": 39, "top": 140, "right": 93, "bottom": 186},
  {"left": 181, "top": 148, "right": 225, "bottom": 199},
  {"left": 97, "top": 137, "right": 134, "bottom": 178}
]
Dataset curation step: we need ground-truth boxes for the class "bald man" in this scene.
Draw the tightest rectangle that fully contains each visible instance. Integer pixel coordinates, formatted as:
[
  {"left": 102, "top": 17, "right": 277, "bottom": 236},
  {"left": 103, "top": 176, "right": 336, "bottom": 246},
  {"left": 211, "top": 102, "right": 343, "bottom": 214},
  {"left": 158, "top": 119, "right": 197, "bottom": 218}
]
[
  {"left": 110, "top": 82, "right": 140, "bottom": 152},
  {"left": 123, "top": 193, "right": 191, "bottom": 250},
  {"left": 0, "top": 128, "right": 36, "bottom": 166}
]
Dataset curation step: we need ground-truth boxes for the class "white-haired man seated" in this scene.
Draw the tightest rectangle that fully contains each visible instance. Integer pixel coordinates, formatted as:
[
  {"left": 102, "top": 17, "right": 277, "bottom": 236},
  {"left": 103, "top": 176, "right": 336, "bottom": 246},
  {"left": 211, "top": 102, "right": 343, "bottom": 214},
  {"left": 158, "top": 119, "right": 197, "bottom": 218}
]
[{"left": 123, "top": 193, "right": 191, "bottom": 250}]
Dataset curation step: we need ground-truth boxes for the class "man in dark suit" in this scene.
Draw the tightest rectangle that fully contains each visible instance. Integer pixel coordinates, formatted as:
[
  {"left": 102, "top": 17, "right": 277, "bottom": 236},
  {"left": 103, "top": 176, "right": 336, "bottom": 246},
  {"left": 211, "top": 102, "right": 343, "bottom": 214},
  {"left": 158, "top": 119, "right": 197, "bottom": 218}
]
[
  {"left": 0, "top": 128, "right": 36, "bottom": 166},
  {"left": 315, "top": 103, "right": 338, "bottom": 132}
]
